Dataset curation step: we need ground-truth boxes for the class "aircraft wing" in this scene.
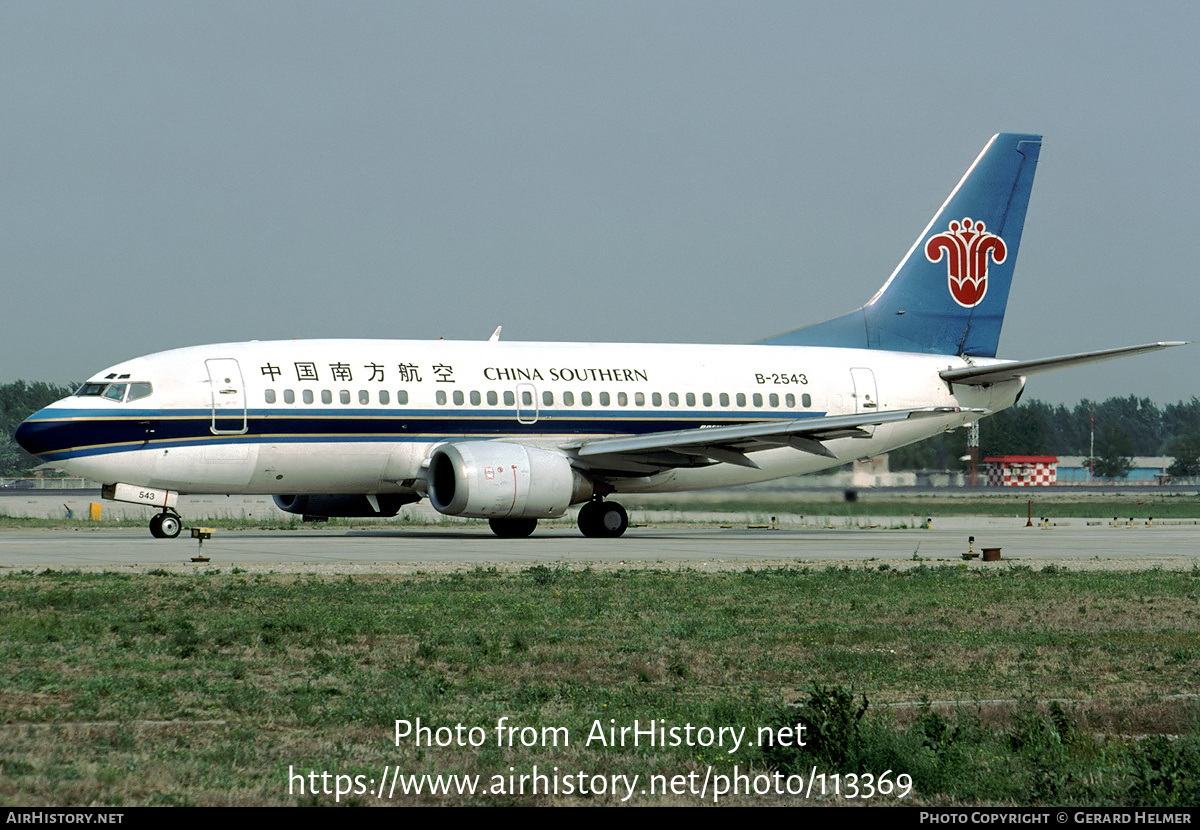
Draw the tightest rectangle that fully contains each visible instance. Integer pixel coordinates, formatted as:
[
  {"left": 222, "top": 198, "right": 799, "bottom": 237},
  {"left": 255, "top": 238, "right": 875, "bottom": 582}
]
[
  {"left": 567, "top": 407, "right": 976, "bottom": 475},
  {"left": 940, "top": 342, "right": 1187, "bottom": 386}
]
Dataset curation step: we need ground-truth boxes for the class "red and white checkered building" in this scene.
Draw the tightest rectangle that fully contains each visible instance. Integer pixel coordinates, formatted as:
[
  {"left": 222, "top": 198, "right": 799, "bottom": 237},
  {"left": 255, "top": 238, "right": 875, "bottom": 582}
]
[{"left": 983, "top": 456, "right": 1058, "bottom": 487}]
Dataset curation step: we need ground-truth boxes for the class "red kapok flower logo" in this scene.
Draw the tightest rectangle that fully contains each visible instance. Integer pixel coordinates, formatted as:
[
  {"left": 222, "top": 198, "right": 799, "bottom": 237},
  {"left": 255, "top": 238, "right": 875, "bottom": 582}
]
[{"left": 925, "top": 218, "right": 1007, "bottom": 308}]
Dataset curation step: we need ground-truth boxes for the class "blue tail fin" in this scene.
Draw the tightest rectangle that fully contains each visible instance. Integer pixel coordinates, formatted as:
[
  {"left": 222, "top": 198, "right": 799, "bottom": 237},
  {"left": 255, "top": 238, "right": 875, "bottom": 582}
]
[{"left": 760, "top": 133, "right": 1042, "bottom": 357}]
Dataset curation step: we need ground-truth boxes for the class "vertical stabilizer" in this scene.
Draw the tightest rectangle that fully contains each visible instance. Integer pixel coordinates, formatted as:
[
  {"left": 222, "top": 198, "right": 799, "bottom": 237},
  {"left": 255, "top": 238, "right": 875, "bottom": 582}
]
[{"left": 761, "top": 133, "right": 1041, "bottom": 357}]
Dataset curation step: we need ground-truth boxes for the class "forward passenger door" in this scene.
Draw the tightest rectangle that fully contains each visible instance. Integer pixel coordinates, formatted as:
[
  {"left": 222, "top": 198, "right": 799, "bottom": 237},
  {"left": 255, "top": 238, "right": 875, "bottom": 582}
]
[{"left": 206, "top": 358, "right": 248, "bottom": 435}]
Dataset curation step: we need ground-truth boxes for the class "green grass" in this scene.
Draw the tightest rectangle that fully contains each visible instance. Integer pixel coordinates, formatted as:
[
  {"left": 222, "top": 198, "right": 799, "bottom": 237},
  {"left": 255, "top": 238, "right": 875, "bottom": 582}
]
[{"left": 1, "top": 565, "right": 1198, "bottom": 805}]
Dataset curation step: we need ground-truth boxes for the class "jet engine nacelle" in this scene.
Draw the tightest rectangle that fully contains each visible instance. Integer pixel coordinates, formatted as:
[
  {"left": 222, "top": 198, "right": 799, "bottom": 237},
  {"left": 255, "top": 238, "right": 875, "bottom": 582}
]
[
  {"left": 272, "top": 493, "right": 418, "bottom": 520},
  {"left": 427, "top": 441, "right": 593, "bottom": 519}
]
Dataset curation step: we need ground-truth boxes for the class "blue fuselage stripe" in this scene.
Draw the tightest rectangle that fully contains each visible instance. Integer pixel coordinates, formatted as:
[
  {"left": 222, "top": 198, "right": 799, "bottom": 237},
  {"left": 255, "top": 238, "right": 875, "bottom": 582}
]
[{"left": 20, "top": 407, "right": 828, "bottom": 461}]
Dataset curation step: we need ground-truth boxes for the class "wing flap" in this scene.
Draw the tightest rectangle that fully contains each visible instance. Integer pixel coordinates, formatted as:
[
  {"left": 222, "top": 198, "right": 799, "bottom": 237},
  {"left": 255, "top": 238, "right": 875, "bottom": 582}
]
[{"left": 571, "top": 407, "right": 973, "bottom": 472}]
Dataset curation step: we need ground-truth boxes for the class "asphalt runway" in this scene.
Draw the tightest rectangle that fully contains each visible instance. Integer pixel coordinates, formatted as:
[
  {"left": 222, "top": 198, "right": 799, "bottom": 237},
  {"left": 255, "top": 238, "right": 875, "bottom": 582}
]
[{"left": 2, "top": 515, "right": 1198, "bottom": 573}]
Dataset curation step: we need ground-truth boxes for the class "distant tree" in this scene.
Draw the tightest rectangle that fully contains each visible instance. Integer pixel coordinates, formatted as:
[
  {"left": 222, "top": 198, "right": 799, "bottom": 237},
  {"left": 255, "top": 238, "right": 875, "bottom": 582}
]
[
  {"left": 1091, "top": 423, "right": 1135, "bottom": 480},
  {"left": 1161, "top": 398, "right": 1200, "bottom": 454},
  {"left": 0, "top": 433, "right": 24, "bottom": 477},
  {"left": 1038, "top": 400, "right": 1083, "bottom": 454},
  {"left": 1087, "top": 396, "right": 1162, "bottom": 455},
  {"left": 1165, "top": 432, "right": 1200, "bottom": 478},
  {"left": 864, "top": 392, "right": 1199, "bottom": 473},
  {"left": 980, "top": 404, "right": 1045, "bottom": 456},
  {"left": 887, "top": 430, "right": 966, "bottom": 472}
]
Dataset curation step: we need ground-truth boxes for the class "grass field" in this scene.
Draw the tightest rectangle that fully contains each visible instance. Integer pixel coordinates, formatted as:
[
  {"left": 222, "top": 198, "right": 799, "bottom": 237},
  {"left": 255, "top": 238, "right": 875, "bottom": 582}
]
[{"left": 1, "top": 564, "right": 1198, "bottom": 805}]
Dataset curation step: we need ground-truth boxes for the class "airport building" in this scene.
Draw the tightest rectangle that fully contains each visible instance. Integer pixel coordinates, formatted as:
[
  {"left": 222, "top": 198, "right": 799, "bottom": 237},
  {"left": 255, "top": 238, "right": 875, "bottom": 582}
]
[
  {"left": 984, "top": 456, "right": 1059, "bottom": 487},
  {"left": 1055, "top": 456, "right": 1176, "bottom": 484}
]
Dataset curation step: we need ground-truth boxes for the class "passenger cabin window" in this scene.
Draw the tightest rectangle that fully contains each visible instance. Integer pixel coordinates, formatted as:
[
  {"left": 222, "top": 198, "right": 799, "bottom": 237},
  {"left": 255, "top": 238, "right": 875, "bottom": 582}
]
[
  {"left": 599, "top": 392, "right": 610, "bottom": 406},
  {"left": 303, "top": 390, "right": 314, "bottom": 404},
  {"left": 379, "top": 390, "right": 390, "bottom": 405},
  {"left": 487, "top": 391, "right": 498, "bottom": 405},
  {"left": 359, "top": 390, "right": 370, "bottom": 405},
  {"left": 581, "top": 391, "right": 592, "bottom": 406},
  {"left": 284, "top": 389, "right": 295, "bottom": 404},
  {"left": 265, "top": 390, "right": 276, "bottom": 404},
  {"left": 436, "top": 391, "right": 447, "bottom": 405},
  {"left": 542, "top": 391, "right": 554, "bottom": 406},
  {"left": 397, "top": 390, "right": 409, "bottom": 405},
  {"left": 563, "top": 391, "right": 574, "bottom": 406},
  {"left": 504, "top": 391, "right": 515, "bottom": 406},
  {"left": 321, "top": 390, "right": 333, "bottom": 404},
  {"left": 802, "top": 393, "right": 812, "bottom": 408},
  {"left": 340, "top": 390, "right": 351, "bottom": 405}
]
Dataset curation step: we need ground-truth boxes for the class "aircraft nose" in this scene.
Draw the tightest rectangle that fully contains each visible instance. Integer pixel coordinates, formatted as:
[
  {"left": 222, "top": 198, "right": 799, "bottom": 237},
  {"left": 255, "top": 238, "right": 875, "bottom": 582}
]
[
  {"left": 15, "top": 415, "right": 38, "bottom": 454},
  {"left": 15, "top": 410, "right": 57, "bottom": 457}
]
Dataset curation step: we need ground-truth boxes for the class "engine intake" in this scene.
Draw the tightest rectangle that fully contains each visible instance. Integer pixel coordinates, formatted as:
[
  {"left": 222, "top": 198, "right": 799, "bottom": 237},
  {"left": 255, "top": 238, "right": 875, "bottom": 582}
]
[{"left": 427, "top": 442, "right": 592, "bottom": 519}]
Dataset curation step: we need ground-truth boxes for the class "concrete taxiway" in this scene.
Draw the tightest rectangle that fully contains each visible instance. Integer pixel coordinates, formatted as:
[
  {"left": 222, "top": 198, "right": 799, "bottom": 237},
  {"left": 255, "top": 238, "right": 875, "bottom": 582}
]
[{"left": 1, "top": 515, "right": 1198, "bottom": 573}]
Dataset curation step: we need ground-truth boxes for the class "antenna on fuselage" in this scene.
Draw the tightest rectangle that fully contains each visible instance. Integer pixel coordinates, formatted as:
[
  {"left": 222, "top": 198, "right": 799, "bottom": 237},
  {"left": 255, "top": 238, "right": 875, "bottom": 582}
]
[{"left": 488, "top": 326, "right": 502, "bottom": 342}]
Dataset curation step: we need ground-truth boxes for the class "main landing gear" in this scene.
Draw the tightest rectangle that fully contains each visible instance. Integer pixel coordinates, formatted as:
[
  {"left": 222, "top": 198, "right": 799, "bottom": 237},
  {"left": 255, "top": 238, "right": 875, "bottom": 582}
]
[
  {"left": 577, "top": 500, "right": 628, "bottom": 538},
  {"left": 148, "top": 510, "right": 183, "bottom": 539},
  {"left": 485, "top": 500, "right": 630, "bottom": 538}
]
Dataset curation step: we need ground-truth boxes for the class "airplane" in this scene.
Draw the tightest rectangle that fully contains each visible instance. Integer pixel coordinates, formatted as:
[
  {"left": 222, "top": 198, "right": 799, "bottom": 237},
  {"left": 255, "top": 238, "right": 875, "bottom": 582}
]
[{"left": 14, "top": 133, "right": 1183, "bottom": 539}]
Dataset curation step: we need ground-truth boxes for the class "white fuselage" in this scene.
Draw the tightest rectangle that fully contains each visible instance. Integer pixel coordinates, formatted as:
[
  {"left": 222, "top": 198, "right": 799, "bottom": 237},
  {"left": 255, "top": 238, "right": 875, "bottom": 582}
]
[{"left": 28, "top": 338, "right": 1022, "bottom": 497}]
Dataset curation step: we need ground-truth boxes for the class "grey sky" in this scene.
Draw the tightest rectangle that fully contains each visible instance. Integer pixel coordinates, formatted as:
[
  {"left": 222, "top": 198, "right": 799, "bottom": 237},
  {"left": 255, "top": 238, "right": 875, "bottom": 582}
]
[{"left": 3, "top": 1, "right": 1196, "bottom": 405}]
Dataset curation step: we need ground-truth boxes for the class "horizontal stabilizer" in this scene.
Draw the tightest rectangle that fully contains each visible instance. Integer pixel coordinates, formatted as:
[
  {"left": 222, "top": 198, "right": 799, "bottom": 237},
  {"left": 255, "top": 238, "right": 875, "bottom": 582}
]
[{"left": 940, "top": 342, "right": 1187, "bottom": 386}]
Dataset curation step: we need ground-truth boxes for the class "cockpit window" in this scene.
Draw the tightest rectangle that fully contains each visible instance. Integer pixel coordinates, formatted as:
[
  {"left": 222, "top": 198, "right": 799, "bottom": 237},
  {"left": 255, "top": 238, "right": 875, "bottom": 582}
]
[
  {"left": 75, "top": 382, "right": 153, "bottom": 402},
  {"left": 127, "top": 382, "right": 153, "bottom": 402}
]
